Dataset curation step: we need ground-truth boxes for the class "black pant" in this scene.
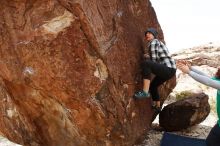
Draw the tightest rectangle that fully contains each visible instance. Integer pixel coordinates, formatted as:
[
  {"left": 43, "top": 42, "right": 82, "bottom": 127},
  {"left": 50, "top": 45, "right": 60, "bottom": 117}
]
[
  {"left": 206, "top": 123, "right": 220, "bottom": 146},
  {"left": 142, "top": 60, "right": 176, "bottom": 101}
]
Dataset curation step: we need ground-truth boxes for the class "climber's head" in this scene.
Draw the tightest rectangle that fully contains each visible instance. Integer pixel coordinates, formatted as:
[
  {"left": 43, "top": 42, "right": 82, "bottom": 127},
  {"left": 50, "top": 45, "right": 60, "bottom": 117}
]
[
  {"left": 145, "top": 28, "right": 158, "bottom": 38},
  {"left": 145, "top": 28, "right": 158, "bottom": 41}
]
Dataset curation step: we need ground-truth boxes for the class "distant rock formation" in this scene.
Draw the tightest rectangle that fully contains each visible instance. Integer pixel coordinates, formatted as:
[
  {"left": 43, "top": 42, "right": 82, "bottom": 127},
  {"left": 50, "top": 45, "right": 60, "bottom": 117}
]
[
  {"left": 172, "top": 42, "right": 220, "bottom": 67},
  {"left": 0, "top": 0, "right": 176, "bottom": 146},
  {"left": 159, "top": 93, "right": 210, "bottom": 131}
]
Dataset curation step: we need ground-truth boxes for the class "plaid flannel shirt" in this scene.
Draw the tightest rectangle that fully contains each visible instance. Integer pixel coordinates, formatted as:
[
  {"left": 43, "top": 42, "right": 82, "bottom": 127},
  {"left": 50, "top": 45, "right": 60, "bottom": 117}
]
[{"left": 147, "top": 39, "right": 176, "bottom": 69}]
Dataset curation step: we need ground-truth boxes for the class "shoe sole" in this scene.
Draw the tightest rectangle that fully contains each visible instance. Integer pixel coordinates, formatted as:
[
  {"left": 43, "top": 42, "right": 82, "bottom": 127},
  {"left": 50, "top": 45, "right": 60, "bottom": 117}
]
[{"left": 133, "top": 96, "right": 150, "bottom": 99}]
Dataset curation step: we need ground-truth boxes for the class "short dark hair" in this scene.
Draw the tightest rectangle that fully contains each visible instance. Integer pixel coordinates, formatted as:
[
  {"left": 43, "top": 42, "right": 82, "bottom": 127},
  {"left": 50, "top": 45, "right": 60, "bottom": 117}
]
[{"left": 215, "top": 67, "right": 220, "bottom": 79}]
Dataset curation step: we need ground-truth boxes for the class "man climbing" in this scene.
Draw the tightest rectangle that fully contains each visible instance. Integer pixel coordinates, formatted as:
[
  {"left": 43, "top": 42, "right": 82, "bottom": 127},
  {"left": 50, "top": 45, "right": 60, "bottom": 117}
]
[{"left": 134, "top": 28, "right": 176, "bottom": 113}]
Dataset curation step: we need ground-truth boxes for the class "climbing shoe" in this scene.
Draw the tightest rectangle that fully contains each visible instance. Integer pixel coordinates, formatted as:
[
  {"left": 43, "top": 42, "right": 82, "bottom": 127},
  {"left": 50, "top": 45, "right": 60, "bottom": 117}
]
[
  {"left": 151, "top": 105, "right": 161, "bottom": 113},
  {"left": 151, "top": 104, "right": 156, "bottom": 109},
  {"left": 154, "top": 106, "right": 161, "bottom": 113},
  {"left": 133, "top": 91, "right": 150, "bottom": 99}
]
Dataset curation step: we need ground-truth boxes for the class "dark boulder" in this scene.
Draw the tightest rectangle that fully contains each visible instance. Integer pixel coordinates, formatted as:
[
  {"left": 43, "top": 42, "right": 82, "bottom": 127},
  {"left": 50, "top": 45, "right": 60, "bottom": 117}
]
[{"left": 159, "top": 93, "right": 210, "bottom": 131}]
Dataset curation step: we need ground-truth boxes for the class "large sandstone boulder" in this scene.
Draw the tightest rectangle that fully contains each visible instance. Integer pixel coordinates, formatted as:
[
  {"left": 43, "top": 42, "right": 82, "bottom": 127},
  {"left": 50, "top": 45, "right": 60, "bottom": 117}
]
[
  {"left": 0, "top": 0, "right": 176, "bottom": 146},
  {"left": 159, "top": 93, "right": 210, "bottom": 131}
]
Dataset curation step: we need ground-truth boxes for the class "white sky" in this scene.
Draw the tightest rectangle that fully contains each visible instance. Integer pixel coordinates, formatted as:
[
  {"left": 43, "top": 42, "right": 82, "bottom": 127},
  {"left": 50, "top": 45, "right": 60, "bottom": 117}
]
[{"left": 151, "top": 0, "right": 220, "bottom": 53}]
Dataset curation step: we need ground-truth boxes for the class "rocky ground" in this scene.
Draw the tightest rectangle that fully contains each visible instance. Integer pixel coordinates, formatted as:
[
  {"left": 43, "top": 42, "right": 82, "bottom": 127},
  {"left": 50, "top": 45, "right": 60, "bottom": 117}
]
[
  {"left": 134, "top": 101, "right": 216, "bottom": 146},
  {"left": 134, "top": 124, "right": 212, "bottom": 146}
]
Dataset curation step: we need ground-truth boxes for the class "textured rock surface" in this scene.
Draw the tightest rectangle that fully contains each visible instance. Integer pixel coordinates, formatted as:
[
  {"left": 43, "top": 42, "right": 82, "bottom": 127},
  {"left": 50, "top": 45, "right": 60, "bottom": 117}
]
[
  {"left": 159, "top": 93, "right": 210, "bottom": 131},
  {"left": 172, "top": 42, "right": 220, "bottom": 68},
  {"left": 0, "top": 0, "right": 175, "bottom": 146}
]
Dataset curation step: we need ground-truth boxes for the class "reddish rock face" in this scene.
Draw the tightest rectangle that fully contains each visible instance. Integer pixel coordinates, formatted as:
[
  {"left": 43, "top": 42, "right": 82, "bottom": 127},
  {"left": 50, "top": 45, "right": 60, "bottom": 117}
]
[{"left": 0, "top": 0, "right": 175, "bottom": 145}]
